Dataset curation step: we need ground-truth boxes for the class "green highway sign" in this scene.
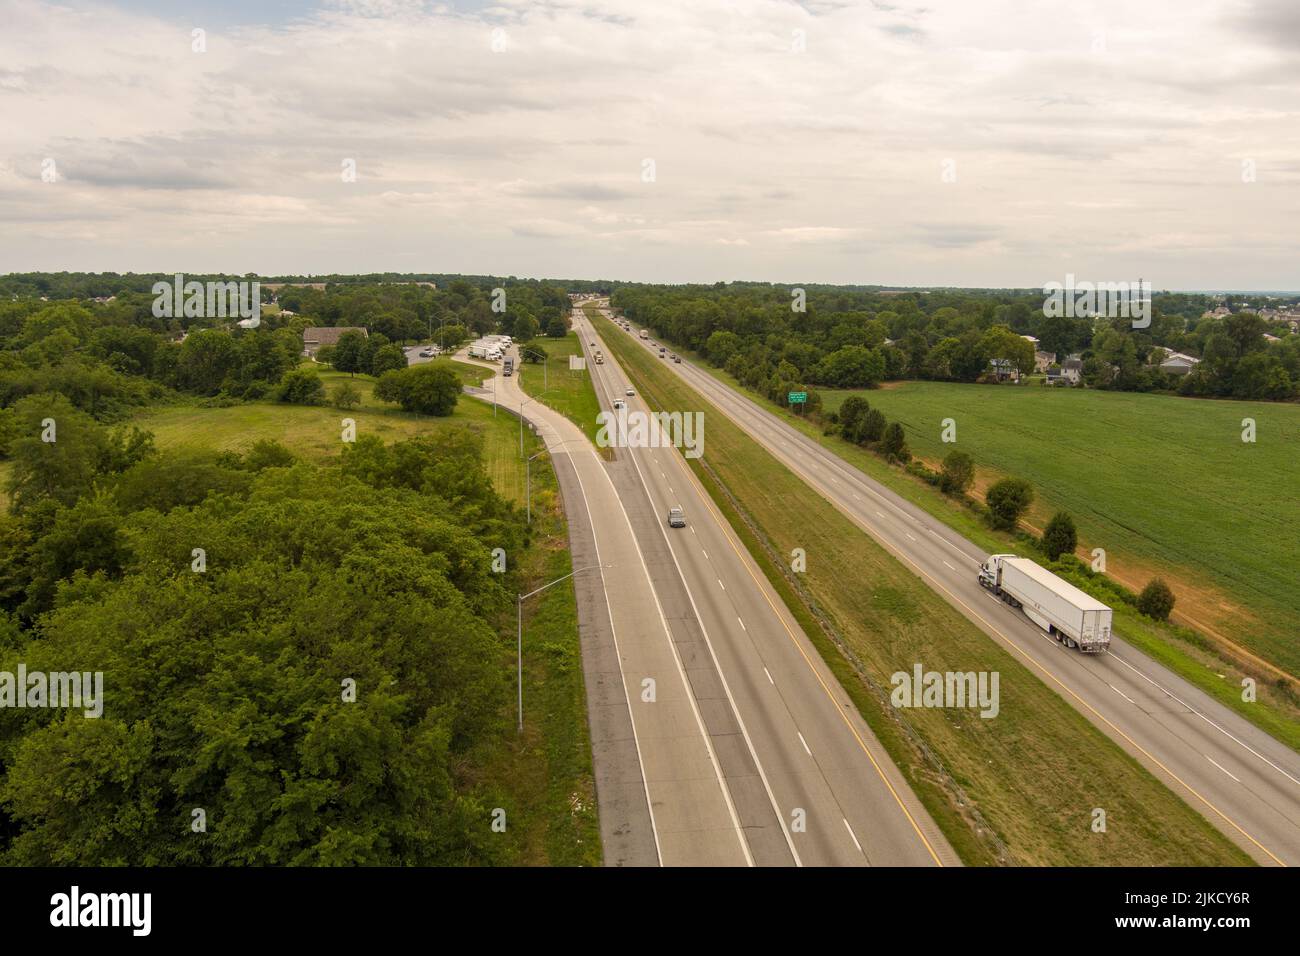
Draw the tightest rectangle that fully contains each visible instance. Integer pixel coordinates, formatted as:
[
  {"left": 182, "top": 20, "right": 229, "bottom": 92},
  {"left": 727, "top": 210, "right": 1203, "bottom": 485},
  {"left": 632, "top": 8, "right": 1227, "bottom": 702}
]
[{"left": 788, "top": 391, "right": 807, "bottom": 404}]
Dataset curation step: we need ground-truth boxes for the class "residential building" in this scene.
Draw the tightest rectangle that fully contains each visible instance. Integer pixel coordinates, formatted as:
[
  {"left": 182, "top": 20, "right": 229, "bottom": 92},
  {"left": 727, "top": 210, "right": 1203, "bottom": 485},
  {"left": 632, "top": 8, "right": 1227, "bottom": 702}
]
[{"left": 302, "top": 326, "right": 367, "bottom": 357}]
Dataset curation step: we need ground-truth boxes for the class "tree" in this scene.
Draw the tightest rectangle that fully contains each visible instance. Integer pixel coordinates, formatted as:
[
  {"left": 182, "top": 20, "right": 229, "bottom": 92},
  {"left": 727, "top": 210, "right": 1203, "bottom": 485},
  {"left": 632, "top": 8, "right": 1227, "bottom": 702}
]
[
  {"left": 332, "top": 380, "right": 362, "bottom": 410},
  {"left": 545, "top": 314, "right": 567, "bottom": 338},
  {"left": 374, "top": 363, "right": 460, "bottom": 416},
  {"left": 881, "top": 422, "right": 910, "bottom": 461},
  {"left": 1137, "top": 578, "right": 1175, "bottom": 621},
  {"left": 275, "top": 368, "right": 325, "bottom": 405},
  {"left": 332, "top": 330, "right": 368, "bottom": 376},
  {"left": 4, "top": 394, "right": 108, "bottom": 511},
  {"left": 860, "top": 408, "right": 887, "bottom": 443},
  {"left": 513, "top": 314, "right": 539, "bottom": 343},
  {"left": 1041, "top": 511, "right": 1077, "bottom": 560},
  {"left": 369, "top": 344, "right": 407, "bottom": 377},
  {"left": 837, "top": 396, "right": 870, "bottom": 441},
  {"left": 817, "top": 346, "right": 885, "bottom": 388},
  {"left": 175, "top": 329, "right": 239, "bottom": 395},
  {"left": 986, "top": 477, "right": 1034, "bottom": 531},
  {"left": 939, "top": 450, "right": 975, "bottom": 496}
]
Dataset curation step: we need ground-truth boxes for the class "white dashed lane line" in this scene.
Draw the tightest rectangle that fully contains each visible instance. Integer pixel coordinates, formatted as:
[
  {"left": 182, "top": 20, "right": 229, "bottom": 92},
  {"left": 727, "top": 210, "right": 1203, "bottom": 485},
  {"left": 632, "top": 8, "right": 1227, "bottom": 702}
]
[{"left": 1207, "top": 756, "right": 1241, "bottom": 783}]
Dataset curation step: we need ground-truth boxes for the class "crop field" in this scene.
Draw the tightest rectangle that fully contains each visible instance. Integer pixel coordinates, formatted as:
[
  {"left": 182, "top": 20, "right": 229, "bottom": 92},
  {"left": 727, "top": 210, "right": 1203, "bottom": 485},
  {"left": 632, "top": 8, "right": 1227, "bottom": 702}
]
[{"left": 821, "top": 383, "right": 1300, "bottom": 676}]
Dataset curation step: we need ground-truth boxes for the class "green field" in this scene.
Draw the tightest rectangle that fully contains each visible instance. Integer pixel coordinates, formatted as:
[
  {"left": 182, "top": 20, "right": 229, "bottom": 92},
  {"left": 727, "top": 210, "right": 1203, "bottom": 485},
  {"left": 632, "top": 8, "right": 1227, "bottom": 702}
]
[
  {"left": 820, "top": 383, "right": 1300, "bottom": 676},
  {"left": 594, "top": 309, "right": 1250, "bottom": 867},
  {"left": 516, "top": 333, "right": 604, "bottom": 449}
]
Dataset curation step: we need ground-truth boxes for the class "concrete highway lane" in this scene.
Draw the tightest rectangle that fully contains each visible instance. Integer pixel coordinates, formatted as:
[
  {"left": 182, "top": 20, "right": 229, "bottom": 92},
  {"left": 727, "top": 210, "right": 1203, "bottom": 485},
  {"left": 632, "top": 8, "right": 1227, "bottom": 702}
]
[
  {"left": 457, "top": 351, "right": 749, "bottom": 866},
  {"left": 599, "top": 306, "right": 1300, "bottom": 867},
  {"left": 573, "top": 311, "right": 958, "bottom": 867}
]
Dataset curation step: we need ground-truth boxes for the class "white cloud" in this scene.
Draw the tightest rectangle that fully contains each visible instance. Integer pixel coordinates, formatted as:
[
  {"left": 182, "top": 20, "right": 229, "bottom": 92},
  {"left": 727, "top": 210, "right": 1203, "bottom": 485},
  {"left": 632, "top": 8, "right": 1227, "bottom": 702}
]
[{"left": 0, "top": 0, "right": 1296, "bottom": 287}]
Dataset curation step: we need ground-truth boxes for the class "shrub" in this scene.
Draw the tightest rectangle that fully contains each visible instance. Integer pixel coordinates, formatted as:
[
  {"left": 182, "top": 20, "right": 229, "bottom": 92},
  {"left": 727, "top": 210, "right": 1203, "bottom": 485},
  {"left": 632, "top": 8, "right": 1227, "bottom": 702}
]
[
  {"left": 275, "top": 368, "right": 325, "bottom": 406},
  {"left": 1137, "top": 578, "right": 1176, "bottom": 621},
  {"left": 332, "top": 380, "right": 362, "bottom": 410},
  {"left": 939, "top": 450, "right": 975, "bottom": 496},
  {"left": 374, "top": 362, "right": 460, "bottom": 417},
  {"left": 986, "top": 477, "right": 1034, "bottom": 531},
  {"left": 881, "top": 422, "right": 910, "bottom": 462},
  {"left": 1041, "top": 511, "right": 1078, "bottom": 560},
  {"left": 860, "top": 408, "right": 886, "bottom": 444}
]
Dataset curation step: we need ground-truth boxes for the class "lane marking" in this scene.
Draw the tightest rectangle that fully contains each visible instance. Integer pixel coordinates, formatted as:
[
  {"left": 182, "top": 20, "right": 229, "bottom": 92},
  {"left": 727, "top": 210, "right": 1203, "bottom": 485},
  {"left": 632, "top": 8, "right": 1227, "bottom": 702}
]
[
  {"left": 738, "top": 616, "right": 747, "bottom": 632},
  {"left": 764, "top": 667, "right": 774, "bottom": 685},
  {"left": 798, "top": 732, "right": 812, "bottom": 756},
  {"left": 843, "top": 819, "right": 864, "bottom": 855},
  {"left": 942, "top": 561, "right": 957, "bottom": 571},
  {"left": 1208, "top": 756, "right": 1241, "bottom": 783},
  {"left": 702, "top": 549, "right": 709, "bottom": 560},
  {"left": 1110, "top": 684, "right": 1136, "bottom": 704},
  {"left": 906, "top": 532, "right": 917, "bottom": 542},
  {"left": 718, "top": 578, "right": 726, "bottom": 591}
]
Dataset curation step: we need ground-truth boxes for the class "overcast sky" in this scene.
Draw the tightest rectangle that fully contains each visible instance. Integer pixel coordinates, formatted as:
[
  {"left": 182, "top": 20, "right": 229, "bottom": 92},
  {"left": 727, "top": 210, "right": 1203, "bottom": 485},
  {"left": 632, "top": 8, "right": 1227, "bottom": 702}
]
[{"left": 2, "top": 0, "right": 1297, "bottom": 289}]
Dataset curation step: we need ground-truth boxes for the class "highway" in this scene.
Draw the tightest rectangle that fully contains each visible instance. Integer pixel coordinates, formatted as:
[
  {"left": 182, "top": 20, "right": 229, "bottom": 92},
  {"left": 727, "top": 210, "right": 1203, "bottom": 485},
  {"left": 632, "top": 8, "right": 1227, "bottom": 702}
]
[
  {"left": 459, "top": 335, "right": 957, "bottom": 866},
  {"left": 594, "top": 304, "right": 1300, "bottom": 867}
]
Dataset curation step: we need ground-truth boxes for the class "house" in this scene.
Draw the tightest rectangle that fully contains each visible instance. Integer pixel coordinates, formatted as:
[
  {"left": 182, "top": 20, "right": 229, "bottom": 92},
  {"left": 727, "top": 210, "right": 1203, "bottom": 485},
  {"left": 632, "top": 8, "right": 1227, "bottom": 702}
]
[
  {"left": 1033, "top": 349, "right": 1056, "bottom": 373},
  {"left": 988, "top": 358, "right": 1020, "bottom": 382},
  {"left": 302, "top": 326, "right": 367, "bottom": 357},
  {"left": 1158, "top": 351, "right": 1200, "bottom": 375},
  {"left": 1046, "top": 357, "right": 1083, "bottom": 386}
]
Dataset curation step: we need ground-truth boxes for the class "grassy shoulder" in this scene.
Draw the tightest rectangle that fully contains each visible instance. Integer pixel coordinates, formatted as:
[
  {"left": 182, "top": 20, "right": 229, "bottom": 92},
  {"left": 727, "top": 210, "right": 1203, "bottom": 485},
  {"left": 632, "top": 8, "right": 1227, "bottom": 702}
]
[
  {"left": 124, "top": 370, "right": 600, "bottom": 865},
  {"left": 516, "top": 333, "right": 603, "bottom": 449},
  {"left": 595, "top": 309, "right": 1252, "bottom": 867},
  {"left": 649, "top": 338, "right": 1300, "bottom": 753}
]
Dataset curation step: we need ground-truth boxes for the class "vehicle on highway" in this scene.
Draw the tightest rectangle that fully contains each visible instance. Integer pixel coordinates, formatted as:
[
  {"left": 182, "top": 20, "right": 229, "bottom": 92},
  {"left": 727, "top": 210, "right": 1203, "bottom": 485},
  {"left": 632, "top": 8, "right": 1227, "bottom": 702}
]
[
  {"left": 419, "top": 348, "right": 435, "bottom": 357},
  {"left": 639, "top": 329, "right": 648, "bottom": 340},
  {"left": 503, "top": 357, "right": 514, "bottom": 376},
  {"left": 667, "top": 507, "right": 686, "bottom": 528},
  {"left": 612, "top": 399, "right": 625, "bottom": 410},
  {"left": 979, "top": 554, "right": 1112, "bottom": 652},
  {"left": 625, "top": 386, "right": 635, "bottom": 396},
  {"left": 672, "top": 354, "right": 681, "bottom": 363}
]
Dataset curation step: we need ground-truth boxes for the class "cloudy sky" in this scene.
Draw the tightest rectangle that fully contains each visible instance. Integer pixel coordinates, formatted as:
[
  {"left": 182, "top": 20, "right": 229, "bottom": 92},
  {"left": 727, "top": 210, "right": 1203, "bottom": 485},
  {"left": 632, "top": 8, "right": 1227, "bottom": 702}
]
[{"left": 1, "top": 0, "right": 1297, "bottom": 288}]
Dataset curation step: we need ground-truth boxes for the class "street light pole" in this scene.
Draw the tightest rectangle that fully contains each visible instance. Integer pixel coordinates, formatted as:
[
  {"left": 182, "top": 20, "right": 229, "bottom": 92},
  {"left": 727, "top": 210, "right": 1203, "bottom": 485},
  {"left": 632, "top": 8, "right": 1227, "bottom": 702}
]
[
  {"left": 517, "top": 564, "right": 606, "bottom": 732},
  {"left": 519, "top": 396, "right": 530, "bottom": 457},
  {"left": 526, "top": 449, "right": 544, "bottom": 524}
]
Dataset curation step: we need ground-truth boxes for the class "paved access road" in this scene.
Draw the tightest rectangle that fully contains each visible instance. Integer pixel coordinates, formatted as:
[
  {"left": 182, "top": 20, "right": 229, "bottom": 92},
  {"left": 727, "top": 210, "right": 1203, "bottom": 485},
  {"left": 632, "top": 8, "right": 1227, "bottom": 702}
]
[{"left": 600, "top": 305, "right": 1300, "bottom": 867}]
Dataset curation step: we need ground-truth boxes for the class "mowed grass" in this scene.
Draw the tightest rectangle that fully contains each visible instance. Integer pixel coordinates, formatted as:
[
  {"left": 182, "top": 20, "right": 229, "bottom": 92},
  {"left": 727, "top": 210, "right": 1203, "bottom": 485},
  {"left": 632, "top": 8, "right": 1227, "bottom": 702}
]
[
  {"left": 517, "top": 333, "right": 603, "bottom": 448},
  {"left": 596, "top": 310, "right": 1251, "bottom": 867},
  {"left": 134, "top": 365, "right": 530, "bottom": 505},
  {"left": 820, "top": 383, "right": 1300, "bottom": 676}
]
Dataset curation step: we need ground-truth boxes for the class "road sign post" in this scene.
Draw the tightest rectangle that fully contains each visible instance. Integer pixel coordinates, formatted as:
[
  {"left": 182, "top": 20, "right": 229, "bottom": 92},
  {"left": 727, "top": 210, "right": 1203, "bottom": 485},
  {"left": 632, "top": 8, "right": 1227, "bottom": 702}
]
[{"left": 788, "top": 390, "right": 807, "bottom": 414}]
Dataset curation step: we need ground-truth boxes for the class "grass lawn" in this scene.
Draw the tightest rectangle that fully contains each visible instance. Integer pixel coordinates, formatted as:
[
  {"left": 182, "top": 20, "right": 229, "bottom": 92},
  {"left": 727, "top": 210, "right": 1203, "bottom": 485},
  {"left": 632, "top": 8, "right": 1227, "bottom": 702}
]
[
  {"left": 516, "top": 333, "right": 603, "bottom": 449},
  {"left": 594, "top": 308, "right": 1251, "bottom": 867},
  {"left": 818, "top": 382, "right": 1300, "bottom": 677}
]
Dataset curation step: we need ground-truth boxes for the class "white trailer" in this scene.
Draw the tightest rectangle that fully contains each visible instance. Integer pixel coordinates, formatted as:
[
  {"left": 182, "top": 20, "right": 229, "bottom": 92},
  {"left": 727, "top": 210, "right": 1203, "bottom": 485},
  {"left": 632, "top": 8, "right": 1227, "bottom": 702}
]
[
  {"left": 978, "top": 554, "right": 1112, "bottom": 653},
  {"left": 468, "top": 343, "right": 501, "bottom": 361}
]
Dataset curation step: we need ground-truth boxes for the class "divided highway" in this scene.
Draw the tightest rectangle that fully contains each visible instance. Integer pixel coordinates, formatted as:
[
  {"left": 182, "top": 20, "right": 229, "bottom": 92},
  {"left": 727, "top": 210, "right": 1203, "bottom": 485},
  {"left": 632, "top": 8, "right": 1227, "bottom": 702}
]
[
  {"left": 596, "top": 305, "right": 1300, "bottom": 867},
  {"left": 459, "top": 335, "right": 957, "bottom": 866}
]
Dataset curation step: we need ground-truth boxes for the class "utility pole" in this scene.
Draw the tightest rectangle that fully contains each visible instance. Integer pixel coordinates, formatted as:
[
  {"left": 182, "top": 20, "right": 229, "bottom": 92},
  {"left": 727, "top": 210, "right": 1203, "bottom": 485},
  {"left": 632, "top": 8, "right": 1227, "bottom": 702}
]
[{"left": 517, "top": 565, "right": 606, "bottom": 732}]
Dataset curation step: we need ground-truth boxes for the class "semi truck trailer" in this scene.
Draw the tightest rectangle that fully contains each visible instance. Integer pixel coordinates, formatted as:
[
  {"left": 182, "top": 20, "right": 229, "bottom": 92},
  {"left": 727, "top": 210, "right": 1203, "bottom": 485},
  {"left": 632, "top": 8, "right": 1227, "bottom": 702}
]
[
  {"left": 468, "top": 344, "right": 501, "bottom": 361},
  {"left": 978, "top": 554, "right": 1112, "bottom": 653}
]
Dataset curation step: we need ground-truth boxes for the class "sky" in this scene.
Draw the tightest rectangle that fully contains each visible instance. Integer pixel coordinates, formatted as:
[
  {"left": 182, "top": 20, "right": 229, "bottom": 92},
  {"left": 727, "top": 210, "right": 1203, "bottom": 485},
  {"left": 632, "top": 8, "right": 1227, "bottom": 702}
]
[{"left": 1, "top": 0, "right": 1298, "bottom": 289}]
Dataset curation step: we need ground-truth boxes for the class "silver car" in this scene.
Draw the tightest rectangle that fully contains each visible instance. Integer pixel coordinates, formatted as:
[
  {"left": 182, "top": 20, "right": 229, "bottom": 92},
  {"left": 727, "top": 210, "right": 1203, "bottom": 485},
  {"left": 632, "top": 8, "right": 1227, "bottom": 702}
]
[{"left": 667, "top": 507, "right": 686, "bottom": 528}]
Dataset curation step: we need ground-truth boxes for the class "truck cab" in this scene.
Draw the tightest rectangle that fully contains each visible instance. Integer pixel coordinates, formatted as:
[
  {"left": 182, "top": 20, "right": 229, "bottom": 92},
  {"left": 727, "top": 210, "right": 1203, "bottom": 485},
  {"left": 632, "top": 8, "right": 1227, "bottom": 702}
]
[{"left": 978, "top": 554, "right": 1012, "bottom": 591}]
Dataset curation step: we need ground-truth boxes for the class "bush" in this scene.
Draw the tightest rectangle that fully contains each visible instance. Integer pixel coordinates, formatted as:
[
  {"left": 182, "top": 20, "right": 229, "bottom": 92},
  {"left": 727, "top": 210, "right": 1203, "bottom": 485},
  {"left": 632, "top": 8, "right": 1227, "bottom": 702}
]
[
  {"left": 986, "top": 477, "right": 1034, "bottom": 530},
  {"left": 1041, "top": 511, "right": 1078, "bottom": 560},
  {"left": 332, "top": 380, "right": 362, "bottom": 410},
  {"left": 275, "top": 368, "right": 325, "bottom": 406},
  {"left": 906, "top": 461, "right": 941, "bottom": 485},
  {"left": 1137, "top": 578, "right": 1176, "bottom": 621},
  {"left": 860, "top": 408, "right": 886, "bottom": 444},
  {"left": 881, "top": 422, "right": 910, "bottom": 462},
  {"left": 373, "top": 362, "right": 460, "bottom": 417},
  {"left": 939, "top": 450, "right": 975, "bottom": 496}
]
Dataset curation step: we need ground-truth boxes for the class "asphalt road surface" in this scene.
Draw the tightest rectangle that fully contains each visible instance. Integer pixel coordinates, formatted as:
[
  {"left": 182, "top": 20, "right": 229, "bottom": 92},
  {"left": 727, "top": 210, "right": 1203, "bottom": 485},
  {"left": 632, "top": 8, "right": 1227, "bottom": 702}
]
[
  {"left": 457, "top": 341, "right": 956, "bottom": 867},
  {"left": 594, "top": 304, "right": 1300, "bottom": 868}
]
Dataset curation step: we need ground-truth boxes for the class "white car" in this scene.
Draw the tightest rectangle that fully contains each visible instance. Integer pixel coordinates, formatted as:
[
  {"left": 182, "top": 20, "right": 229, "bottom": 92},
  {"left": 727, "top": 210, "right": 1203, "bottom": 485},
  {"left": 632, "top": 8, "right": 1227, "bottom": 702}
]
[
  {"left": 625, "top": 386, "right": 635, "bottom": 396},
  {"left": 612, "top": 399, "right": 625, "bottom": 410}
]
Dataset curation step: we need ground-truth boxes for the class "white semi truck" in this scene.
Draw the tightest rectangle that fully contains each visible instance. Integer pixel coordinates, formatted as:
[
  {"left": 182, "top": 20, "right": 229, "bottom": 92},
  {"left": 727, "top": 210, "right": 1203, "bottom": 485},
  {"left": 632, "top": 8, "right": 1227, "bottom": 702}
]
[
  {"left": 468, "top": 343, "right": 502, "bottom": 361},
  {"left": 978, "top": 554, "right": 1112, "bottom": 653}
]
